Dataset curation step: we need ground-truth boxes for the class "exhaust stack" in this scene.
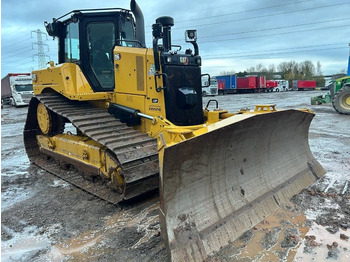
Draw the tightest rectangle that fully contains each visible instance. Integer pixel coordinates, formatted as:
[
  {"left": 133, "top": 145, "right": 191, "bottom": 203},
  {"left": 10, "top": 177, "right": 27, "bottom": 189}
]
[{"left": 130, "top": 0, "right": 145, "bottom": 47}]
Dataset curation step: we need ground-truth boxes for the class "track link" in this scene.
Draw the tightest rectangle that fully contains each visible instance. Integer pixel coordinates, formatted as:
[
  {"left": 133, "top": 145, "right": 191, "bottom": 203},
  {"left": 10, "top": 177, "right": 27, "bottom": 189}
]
[{"left": 24, "top": 93, "right": 159, "bottom": 204}]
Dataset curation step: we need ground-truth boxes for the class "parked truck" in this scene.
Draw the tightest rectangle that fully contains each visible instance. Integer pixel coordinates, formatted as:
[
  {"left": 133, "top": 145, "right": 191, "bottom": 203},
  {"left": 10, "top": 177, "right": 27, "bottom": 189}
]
[
  {"left": 292, "top": 80, "right": 316, "bottom": 91},
  {"left": 1, "top": 73, "right": 33, "bottom": 106},
  {"left": 274, "top": 80, "right": 289, "bottom": 92},
  {"left": 202, "top": 77, "right": 218, "bottom": 96}
]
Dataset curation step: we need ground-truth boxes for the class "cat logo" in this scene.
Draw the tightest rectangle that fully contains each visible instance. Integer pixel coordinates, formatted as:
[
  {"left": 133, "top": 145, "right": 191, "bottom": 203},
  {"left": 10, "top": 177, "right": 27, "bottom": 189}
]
[{"left": 179, "top": 57, "right": 189, "bottom": 65}]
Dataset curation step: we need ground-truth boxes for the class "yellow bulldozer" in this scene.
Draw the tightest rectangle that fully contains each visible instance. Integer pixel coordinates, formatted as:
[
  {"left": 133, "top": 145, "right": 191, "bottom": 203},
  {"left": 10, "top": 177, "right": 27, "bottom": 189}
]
[{"left": 24, "top": 1, "right": 325, "bottom": 260}]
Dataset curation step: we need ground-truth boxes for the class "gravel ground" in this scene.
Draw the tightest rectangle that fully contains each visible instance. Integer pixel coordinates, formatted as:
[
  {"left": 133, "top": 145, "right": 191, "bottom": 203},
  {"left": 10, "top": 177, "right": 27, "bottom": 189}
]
[{"left": 1, "top": 90, "right": 349, "bottom": 261}]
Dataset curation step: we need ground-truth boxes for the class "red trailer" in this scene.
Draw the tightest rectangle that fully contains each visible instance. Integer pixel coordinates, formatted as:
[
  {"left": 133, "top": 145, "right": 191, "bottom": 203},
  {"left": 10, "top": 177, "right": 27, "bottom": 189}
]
[
  {"left": 237, "top": 76, "right": 256, "bottom": 93},
  {"left": 255, "top": 76, "right": 266, "bottom": 91},
  {"left": 266, "top": 80, "right": 278, "bottom": 92},
  {"left": 292, "top": 80, "right": 316, "bottom": 91},
  {"left": 266, "top": 80, "right": 278, "bottom": 88}
]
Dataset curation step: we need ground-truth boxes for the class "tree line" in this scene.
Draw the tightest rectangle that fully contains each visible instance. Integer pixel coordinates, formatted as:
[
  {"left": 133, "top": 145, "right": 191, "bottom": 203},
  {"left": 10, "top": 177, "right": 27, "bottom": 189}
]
[{"left": 220, "top": 60, "right": 325, "bottom": 86}]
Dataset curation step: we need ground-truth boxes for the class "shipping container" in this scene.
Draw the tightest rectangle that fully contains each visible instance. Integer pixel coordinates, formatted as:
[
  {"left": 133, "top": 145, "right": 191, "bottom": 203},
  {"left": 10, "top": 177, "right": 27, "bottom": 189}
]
[
  {"left": 216, "top": 75, "right": 236, "bottom": 94},
  {"left": 255, "top": 76, "right": 266, "bottom": 89},
  {"left": 292, "top": 80, "right": 316, "bottom": 91},
  {"left": 237, "top": 76, "right": 256, "bottom": 92}
]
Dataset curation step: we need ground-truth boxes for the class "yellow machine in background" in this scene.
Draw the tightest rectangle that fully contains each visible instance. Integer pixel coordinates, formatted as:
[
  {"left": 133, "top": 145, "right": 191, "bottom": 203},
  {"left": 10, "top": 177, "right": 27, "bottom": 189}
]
[{"left": 24, "top": 1, "right": 325, "bottom": 260}]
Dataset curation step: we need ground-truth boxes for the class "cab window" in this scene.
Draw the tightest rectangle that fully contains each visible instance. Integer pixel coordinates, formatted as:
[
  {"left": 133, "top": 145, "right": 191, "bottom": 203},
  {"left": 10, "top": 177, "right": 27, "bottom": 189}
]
[
  {"left": 65, "top": 22, "right": 80, "bottom": 62},
  {"left": 87, "top": 22, "right": 115, "bottom": 89},
  {"left": 119, "top": 17, "right": 136, "bottom": 47}
]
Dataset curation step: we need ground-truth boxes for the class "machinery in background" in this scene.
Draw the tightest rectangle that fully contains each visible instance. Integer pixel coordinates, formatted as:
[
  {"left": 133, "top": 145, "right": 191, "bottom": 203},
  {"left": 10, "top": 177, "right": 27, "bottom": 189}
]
[
  {"left": 311, "top": 46, "right": 350, "bottom": 115},
  {"left": 311, "top": 76, "right": 350, "bottom": 115}
]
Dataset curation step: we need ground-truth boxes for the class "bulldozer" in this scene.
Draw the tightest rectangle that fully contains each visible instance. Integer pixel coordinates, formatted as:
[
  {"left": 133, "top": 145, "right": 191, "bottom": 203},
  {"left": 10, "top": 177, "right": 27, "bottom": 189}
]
[{"left": 24, "top": 1, "right": 325, "bottom": 260}]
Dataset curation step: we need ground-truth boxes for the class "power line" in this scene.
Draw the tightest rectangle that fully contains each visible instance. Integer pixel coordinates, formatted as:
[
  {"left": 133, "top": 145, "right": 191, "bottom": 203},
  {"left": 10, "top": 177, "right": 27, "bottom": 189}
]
[
  {"left": 2, "top": 46, "right": 34, "bottom": 56},
  {"left": 172, "top": 2, "right": 350, "bottom": 30},
  {"left": 2, "top": 57, "right": 33, "bottom": 65},
  {"left": 145, "top": 0, "right": 317, "bottom": 29},
  {"left": 198, "top": 25, "right": 349, "bottom": 44},
  {"left": 203, "top": 46, "right": 348, "bottom": 60},
  {"left": 1, "top": 49, "right": 35, "bottom": 62},
  {"left": 1, "top": 37, "right": 32, "bottom": 50},
  {"left": 203, "top": 43, "right": 348, "bottom": 58},
  {"left": 1, "top": 63, "right": 36, "bottom": 74},
  {"left": 176, "top": 0, "right": 273, "bottom": 15},
  {"left": 198, "top": 18, "right": 350, "bottom": 40},
  {"left": 171, "top": 18, "right": 350, "bottom": 43},
  {"left": 176, "top": 0, "right": 316, "bottom": 24}
]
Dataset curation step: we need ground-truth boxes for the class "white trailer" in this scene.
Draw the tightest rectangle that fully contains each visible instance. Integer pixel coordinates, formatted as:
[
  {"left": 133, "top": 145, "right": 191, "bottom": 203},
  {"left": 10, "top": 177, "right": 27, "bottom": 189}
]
[{"left": 1, "top": 73, "right": 33, "bottom": 107}]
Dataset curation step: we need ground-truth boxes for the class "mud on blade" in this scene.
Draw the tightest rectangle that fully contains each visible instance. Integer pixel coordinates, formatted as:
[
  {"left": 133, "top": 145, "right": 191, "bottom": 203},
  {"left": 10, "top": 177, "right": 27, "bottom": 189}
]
[{"left": 159, "top": 110, "right": 325, "bottom": 261}]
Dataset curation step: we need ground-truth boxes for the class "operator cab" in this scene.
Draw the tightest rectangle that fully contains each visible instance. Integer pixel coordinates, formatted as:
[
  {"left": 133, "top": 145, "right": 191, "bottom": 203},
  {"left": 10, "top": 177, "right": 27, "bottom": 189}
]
[{"left": 45, "top": 9, "right": 139, "bottom": 92}]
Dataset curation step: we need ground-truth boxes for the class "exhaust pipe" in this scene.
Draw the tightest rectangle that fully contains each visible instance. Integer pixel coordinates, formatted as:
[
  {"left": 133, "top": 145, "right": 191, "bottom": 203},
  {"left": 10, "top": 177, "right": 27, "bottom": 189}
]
[{"left": 130, "top": 0, "right": 145, "bottom": 47}]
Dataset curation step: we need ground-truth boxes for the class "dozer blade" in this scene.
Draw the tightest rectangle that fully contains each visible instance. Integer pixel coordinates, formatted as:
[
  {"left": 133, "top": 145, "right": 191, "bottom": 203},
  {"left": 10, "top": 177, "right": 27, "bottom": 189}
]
[{"left": 159, "top": 109, "right": 325, "bottom": 261}]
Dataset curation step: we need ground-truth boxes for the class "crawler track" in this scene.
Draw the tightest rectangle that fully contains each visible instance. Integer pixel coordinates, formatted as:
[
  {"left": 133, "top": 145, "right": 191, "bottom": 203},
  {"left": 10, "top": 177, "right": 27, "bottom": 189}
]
[{"left": 24, "top": 93, "right": 159, "bottom": 204}]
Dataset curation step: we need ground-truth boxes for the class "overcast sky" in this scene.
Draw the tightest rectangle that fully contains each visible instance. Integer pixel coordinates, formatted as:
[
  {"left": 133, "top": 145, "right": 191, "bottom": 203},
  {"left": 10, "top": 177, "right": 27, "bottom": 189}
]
[{"left": 1, "top": 0, "right": 350, "bottom": 78}]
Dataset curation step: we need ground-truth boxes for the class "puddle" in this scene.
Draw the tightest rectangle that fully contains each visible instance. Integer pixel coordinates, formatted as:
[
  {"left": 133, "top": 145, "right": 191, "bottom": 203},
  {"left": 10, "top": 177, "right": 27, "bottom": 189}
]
[
  {"left": 294, "top": 223, "right": 350, "bottom": 262},
  {"left": 1, "top": 187, "right": 36, "bottom": 212},
  {"left": 44, "top": 232, "right": 102, "bottom": 262},
  {"left": 51, "top": 180, "right": 71, "bottom": 188},
  {"left": 1, "top": 226, "right": 52, "bottom": 262}
]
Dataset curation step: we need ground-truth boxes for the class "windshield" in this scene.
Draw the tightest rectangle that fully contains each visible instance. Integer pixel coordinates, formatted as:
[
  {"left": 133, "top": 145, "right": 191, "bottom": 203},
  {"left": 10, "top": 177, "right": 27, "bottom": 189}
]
[
  {"left": 14, "top": 84, "right": 33, "bottom": 92},
  {"left": 210, "top": 78, "right": 218, "bottom": 86}
]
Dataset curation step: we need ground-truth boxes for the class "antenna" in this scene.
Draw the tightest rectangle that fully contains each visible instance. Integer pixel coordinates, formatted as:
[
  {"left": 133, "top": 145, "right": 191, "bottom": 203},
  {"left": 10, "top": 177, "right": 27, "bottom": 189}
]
[{"left": 31, "top": 29, "right": 51, "bottom": 69}]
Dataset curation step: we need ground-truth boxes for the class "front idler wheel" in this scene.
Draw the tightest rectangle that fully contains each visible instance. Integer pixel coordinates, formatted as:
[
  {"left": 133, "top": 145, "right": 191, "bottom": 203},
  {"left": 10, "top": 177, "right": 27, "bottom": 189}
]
[{"left": 37, "top": 102, "right": 65, "bottom": 135}]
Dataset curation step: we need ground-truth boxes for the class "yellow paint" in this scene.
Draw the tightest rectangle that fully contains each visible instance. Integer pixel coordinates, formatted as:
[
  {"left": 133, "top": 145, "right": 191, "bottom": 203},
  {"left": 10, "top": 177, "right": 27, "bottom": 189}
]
[
  {"left": 114, "top": 46, "right": 147, "bottom": 96},
  {"left": 37, "top": 133, "right": 124, "bottom": 191},
  {"left": 345, "top": 96, "right": 350, "bottom": 106},
  {"left": 254, "top": 104, "right": 277, "bottom": 113},
  {"left": 32, "top": 63, "right": 108, "bottom": 101},
  {"left": 37, "top": 103, "right": 51, "bottom": 134}
]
